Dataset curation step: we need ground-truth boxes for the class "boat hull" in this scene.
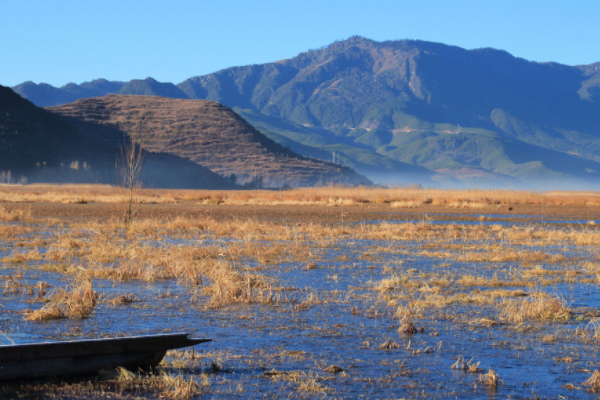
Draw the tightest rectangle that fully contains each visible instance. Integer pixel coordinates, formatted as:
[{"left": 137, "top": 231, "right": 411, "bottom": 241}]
[{"left": 0, "top": 333, "right": 210, "bottom": 381}]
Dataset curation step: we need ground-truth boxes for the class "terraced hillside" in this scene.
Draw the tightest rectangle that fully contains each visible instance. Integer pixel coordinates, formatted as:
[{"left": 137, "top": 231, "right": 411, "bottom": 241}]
[
  {"left": 0, "top": 85, "right": 234, "bottom": 189},
  {"left": 49, "top": 95, "right": 371, "bottom": 187}
]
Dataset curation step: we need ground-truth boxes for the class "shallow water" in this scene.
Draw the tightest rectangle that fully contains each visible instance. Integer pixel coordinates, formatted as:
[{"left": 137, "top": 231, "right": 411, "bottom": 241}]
[
  {"left": 378, "top": 211, "right": 600, "bottom": 224},
  {"left": 1, "top": 219, "right": 600, "bottom": 398}
]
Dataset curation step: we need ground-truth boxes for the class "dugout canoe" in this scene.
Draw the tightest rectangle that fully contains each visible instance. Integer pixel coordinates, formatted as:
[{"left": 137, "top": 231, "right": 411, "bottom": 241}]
[{"left": 0, "top": 333, "right": 210, "bottom": 381}]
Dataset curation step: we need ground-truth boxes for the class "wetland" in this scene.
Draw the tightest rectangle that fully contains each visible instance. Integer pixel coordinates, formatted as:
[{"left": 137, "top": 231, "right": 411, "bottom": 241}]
[{"left": 2, "top": 185, "right": 600, "bottom": 399}]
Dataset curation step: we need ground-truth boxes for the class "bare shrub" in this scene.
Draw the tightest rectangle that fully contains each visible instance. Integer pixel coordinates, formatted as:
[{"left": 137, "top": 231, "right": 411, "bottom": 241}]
[{"left": 117, "top": 135, "right": 144, "bottom": 223}]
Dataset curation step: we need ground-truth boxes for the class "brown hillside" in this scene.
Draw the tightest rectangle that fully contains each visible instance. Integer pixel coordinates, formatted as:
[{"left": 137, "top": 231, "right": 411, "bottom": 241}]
[
  {"left": 0, "top": 85, "right": 232, "bottom": 189},
  {"left": 49, "top": 95, "right": 370, "bottom": 187}
]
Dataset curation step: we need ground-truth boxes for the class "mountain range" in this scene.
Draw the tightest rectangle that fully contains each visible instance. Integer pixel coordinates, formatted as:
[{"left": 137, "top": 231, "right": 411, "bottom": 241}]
[
  {"left": 12, "top": 36, "right": 600, "bottom": 187},
  {"left": 1, "top": 85, "right": 368, "bottom": 187}
]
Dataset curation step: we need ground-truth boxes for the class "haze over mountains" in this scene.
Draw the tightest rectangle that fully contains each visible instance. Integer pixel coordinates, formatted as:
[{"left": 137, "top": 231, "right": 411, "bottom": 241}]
[{"left": 12, "top": 36, "right": 600, "bottom": 187}]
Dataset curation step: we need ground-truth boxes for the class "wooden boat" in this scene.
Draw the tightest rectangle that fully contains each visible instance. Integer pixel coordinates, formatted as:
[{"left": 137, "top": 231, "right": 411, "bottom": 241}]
[{"left": 0, "top": 333, "right": 210, "bottom": 381}]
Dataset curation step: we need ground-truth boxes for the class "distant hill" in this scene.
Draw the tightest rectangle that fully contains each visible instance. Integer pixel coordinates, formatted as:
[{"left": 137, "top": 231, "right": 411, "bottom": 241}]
[
  {"left": 49, "top": 95, "right": 371, "bottom": 187},
  {"left": 118, "top": 77, "right": 188, "bottom": 98},
  {"left": 13, "top": 37, "right": 600, "bottom": 187},
  {"left": 0, "top": 85, "right": 234, "bottom": 189},
  {"left": 12, "top": 77, "right": 187, "bottom": 107},
  {"left": 12, "top": 79, "right": 125, "bottom": 107}
]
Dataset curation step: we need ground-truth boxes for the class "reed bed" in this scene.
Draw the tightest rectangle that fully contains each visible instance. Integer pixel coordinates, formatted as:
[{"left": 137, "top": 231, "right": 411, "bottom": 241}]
[
  {"left": 0, "top": 205, "right": 31, "bottom": 221},
  {"left": 4, "top": 186, "right": 600, "bottom": 398},
  {"left": 2, "top": 183, "right": 600, "bottom": 207},
  {"left": 499, "top": 291, "right": 572, "bottom": 323},
  {"left": 23, "top": 277, "right": 98, "bottom": 321}
]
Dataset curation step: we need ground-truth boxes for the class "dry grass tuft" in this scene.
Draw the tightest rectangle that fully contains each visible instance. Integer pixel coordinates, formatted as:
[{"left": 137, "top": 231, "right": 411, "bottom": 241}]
[
  {"left": 263, "top": 370, "right": 329, "bottom": 393},
  {"left": 107, "top": 293, "right": 141, "bottom": 306},
  {"left": 160, "top": 373, "right": 203, "bottom": 399},
  {"left": 23, "top": 277, "right": 99, "bottom": 321},
  {"left": 112, "top": 366, "right": 206, "bottom": 399},
  {"left": 204, "top": 261, "right": 275, "bottom": 308},
  {"left": 499, "top": 291, "right": 572, "bottom": 323},
  {"left": 295, "top": 293, "right": 325, "bottom": 312},
  {"left": 574, "top": 320, "right": 600, "bottom": 342},
  {"left": 478, "top": 368, "right": 500, "bottom": 387},
  {"left": 324, "top": 365, "right": 344, "bottom": 373},
  {"left": 22, "top": 304, "right": 65, "bottom": 321},
  {"left": 379, "top": 338, "right": 400, "bottom": 350},
  {"left": 304, "top": 262, "right": 318, "bottom": 270},
  {"left": 451, "top": 356, "right": 483, "bottom": 373},
  {"left": 583, "top": 370, "right": 600, "bottom": 393}
]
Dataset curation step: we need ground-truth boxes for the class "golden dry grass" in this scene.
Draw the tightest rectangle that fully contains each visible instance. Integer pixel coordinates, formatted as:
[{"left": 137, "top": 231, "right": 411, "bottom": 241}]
[
  {"left": 499, "top": 291, "right": 572, "bottom": 323},
  {"left": 450, "top": 356, "right": 483, "bottom": 373},
  {"left": 0, "top": 204, "right": 31, "bottom": 221},
  {"left": 113, "top": 366, "right": 208, "bottom": 399},
  {"left": 4, "top": 187, "right": 600, "bottom": 397},
  {"left": 584, "top": 370, "right": 600, "bottom": 393},
  {"left": 23, "top": 277, "right": 99, "bottom": 321},
  {"left": 3, "top": 183, "right": 600, "bottom": 207},
  {"left": 478, "top": 368, "right": 500, "bottom": 387}
]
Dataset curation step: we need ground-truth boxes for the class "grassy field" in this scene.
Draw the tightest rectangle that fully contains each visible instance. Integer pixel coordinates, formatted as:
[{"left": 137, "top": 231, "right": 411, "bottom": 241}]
[
  {"left": 2, "top": 184, "right": 600, "bottom": 398},
  {"left": 3, "top": 183, "right": 600, "bottom": 206}
]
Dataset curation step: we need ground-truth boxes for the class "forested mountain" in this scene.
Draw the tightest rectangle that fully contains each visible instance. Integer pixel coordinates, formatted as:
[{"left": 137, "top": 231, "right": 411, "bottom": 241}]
[{"left": 13, "top": 37, "right": 600, "bottom": 186}]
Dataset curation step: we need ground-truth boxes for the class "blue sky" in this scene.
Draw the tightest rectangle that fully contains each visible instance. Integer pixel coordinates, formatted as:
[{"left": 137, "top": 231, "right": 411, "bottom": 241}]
[{"left": 1, "top": 0, "right": 599, "bottom": 87}]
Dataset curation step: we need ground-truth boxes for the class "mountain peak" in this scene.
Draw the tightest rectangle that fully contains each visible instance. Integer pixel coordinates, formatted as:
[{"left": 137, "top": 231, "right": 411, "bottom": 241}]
[{"left": 9, "top": 39, "right": 600, "bottom": 186}]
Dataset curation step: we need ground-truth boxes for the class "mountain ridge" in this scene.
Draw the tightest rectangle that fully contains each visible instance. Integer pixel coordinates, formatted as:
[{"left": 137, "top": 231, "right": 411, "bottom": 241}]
[
  {"left": 12, "top": 37, "right": 600, "bottom": 187},
  {"left": 0, "top": 85, "right": 234, "bottom": 188},
  {"left": 48, "top": 95, "right": 372, "bottom": 187}
]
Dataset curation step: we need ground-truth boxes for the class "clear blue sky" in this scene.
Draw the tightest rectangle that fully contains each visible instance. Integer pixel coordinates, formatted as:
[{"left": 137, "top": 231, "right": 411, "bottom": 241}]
[{"left": 1, "top": 0, "right": 599, "bottom": 87}]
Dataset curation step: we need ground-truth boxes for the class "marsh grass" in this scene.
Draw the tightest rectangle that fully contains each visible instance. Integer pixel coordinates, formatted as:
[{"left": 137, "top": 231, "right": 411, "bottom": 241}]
[
  {"left": 584, "top": 370, "right": 600, "bottom": 393},
  {"left": 0, "top": 205, "right": 31, "bottom": 221},
  {"left": 113, "top": 366, "right": 208, "bottom": 399},
  {"left": 23, "top": 277, "right": 98, "bottom": 321},
  {"left": 159, "top": 373, "right": 203, "bottom": 399},
  {"left": 391, "top": 200, "right": 424, "bottom": 208},
  {"left": 451, "top": 356, "right": 483, "bottom": 373},
  {"left": 2, "top": 274, "right": 31, "bottom": 296},
  {"left": 203, "top": 261, "right": 276, "bottom": 308},
  {"left": 499, "top": 291, "right": 572, "bottom": 323},
  {"left": 5, "top": 184, "right": 600, "bottom": 208},
  {"left": 295, "top": 292, "right": 326, "bottom": 312},
  {"left": 379, "top": 338, "right": 400, "bottom": 350},
  {"left": 572, "top": 320, "right": 600, "bottom": 343},
  {"left": 5, "top": 188, "right": 600, "bottom": 398},
  {"left": 107, "top": 293, "right": 141, "bottom": 306},
  {"left": 262, "top": 369, "right": 330, "bottom": 393},
  {"left": 478, "top": 368, "right": 500, "bottom": 387}
]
